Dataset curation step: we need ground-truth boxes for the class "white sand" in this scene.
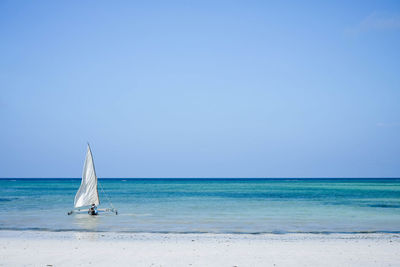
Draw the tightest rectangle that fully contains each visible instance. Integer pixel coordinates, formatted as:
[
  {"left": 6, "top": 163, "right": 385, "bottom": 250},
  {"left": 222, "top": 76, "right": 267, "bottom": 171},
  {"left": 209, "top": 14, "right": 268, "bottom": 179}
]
[{"left": 1, "top": 231, "right": 399, "bottom": 267}]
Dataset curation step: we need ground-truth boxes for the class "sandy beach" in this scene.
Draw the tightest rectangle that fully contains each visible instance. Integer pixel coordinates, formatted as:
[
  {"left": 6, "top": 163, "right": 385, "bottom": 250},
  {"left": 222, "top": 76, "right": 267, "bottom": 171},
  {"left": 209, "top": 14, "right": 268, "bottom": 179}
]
[{"left": 1, "top": 231, "right": 399, "bottom": 267}]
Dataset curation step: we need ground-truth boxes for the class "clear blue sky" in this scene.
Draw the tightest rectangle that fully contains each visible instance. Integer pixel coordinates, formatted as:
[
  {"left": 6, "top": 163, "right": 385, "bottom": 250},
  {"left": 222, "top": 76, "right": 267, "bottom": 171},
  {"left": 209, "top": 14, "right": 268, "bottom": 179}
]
[{"left": 1, "top": 1, "right": 399, "bottom": 178}]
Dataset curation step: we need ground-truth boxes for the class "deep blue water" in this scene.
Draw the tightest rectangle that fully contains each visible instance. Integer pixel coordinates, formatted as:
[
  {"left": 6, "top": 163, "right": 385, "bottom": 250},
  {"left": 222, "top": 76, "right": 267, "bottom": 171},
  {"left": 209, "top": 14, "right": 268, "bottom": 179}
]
[{"left": 0, "top": 178, "right": 399, "bottom": 233}]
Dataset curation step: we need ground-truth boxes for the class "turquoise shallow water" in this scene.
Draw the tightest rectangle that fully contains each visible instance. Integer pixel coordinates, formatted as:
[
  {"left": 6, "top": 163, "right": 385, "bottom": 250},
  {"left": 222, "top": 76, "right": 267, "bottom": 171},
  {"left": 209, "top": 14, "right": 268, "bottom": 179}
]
[{"left": 0, "top": 178, "right": 399, "bottom": 233}]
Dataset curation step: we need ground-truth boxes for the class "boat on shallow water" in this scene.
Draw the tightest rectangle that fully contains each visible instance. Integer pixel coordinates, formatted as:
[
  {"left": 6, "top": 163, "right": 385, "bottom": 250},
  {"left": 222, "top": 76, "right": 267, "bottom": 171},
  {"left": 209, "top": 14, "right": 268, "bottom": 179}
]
[{"left": 68, "top": 144, "right": 117, "bottom": 215}]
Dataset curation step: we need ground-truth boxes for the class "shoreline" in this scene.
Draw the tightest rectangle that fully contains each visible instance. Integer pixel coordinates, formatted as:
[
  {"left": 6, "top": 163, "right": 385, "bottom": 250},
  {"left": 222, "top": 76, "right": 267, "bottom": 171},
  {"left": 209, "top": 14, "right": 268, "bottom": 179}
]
[
  {"left": 0, "top": 228, "right": 400, "bottom": 236},
  {"left": 1, "top": 230, "right": 399, "bottom": 266},
  {"left": 1, "top": 229, "right": 400, "bottom": 238}
]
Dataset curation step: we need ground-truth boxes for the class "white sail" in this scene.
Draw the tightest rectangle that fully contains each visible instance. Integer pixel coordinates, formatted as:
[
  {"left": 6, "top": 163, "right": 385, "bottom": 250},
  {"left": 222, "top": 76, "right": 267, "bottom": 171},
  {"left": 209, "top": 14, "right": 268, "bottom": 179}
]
[{"left": 74, "top": 144, "right": 100, "bottom": 208}]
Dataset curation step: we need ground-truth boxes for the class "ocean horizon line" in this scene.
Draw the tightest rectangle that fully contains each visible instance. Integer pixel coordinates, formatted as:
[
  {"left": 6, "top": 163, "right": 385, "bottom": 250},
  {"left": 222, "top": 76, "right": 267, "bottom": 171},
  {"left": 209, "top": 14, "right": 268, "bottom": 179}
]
[{"left": 1, "top": 177, "right": 400, "bottom": 180}]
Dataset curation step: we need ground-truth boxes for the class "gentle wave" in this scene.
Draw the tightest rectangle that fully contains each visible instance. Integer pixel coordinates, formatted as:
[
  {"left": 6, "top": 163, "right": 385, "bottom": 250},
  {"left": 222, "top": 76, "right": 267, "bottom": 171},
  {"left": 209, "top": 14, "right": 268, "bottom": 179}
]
[{"left": 1, "top": 227, "right": 400, "bottom": 235}]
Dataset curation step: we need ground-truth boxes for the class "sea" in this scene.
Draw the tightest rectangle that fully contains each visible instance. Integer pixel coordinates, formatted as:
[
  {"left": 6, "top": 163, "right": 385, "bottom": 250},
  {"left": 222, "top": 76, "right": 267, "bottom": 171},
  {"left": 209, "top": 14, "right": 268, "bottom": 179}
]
[{"left": 0, "top": 178, "right": 399, "bottom": 234}]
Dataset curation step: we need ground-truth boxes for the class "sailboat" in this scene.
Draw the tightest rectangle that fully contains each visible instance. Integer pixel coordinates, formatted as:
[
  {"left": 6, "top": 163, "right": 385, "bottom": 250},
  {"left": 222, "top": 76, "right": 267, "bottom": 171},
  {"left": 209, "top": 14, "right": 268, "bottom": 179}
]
[{"left": 68, "top": 144, "right": 117, "bottom": 215}]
